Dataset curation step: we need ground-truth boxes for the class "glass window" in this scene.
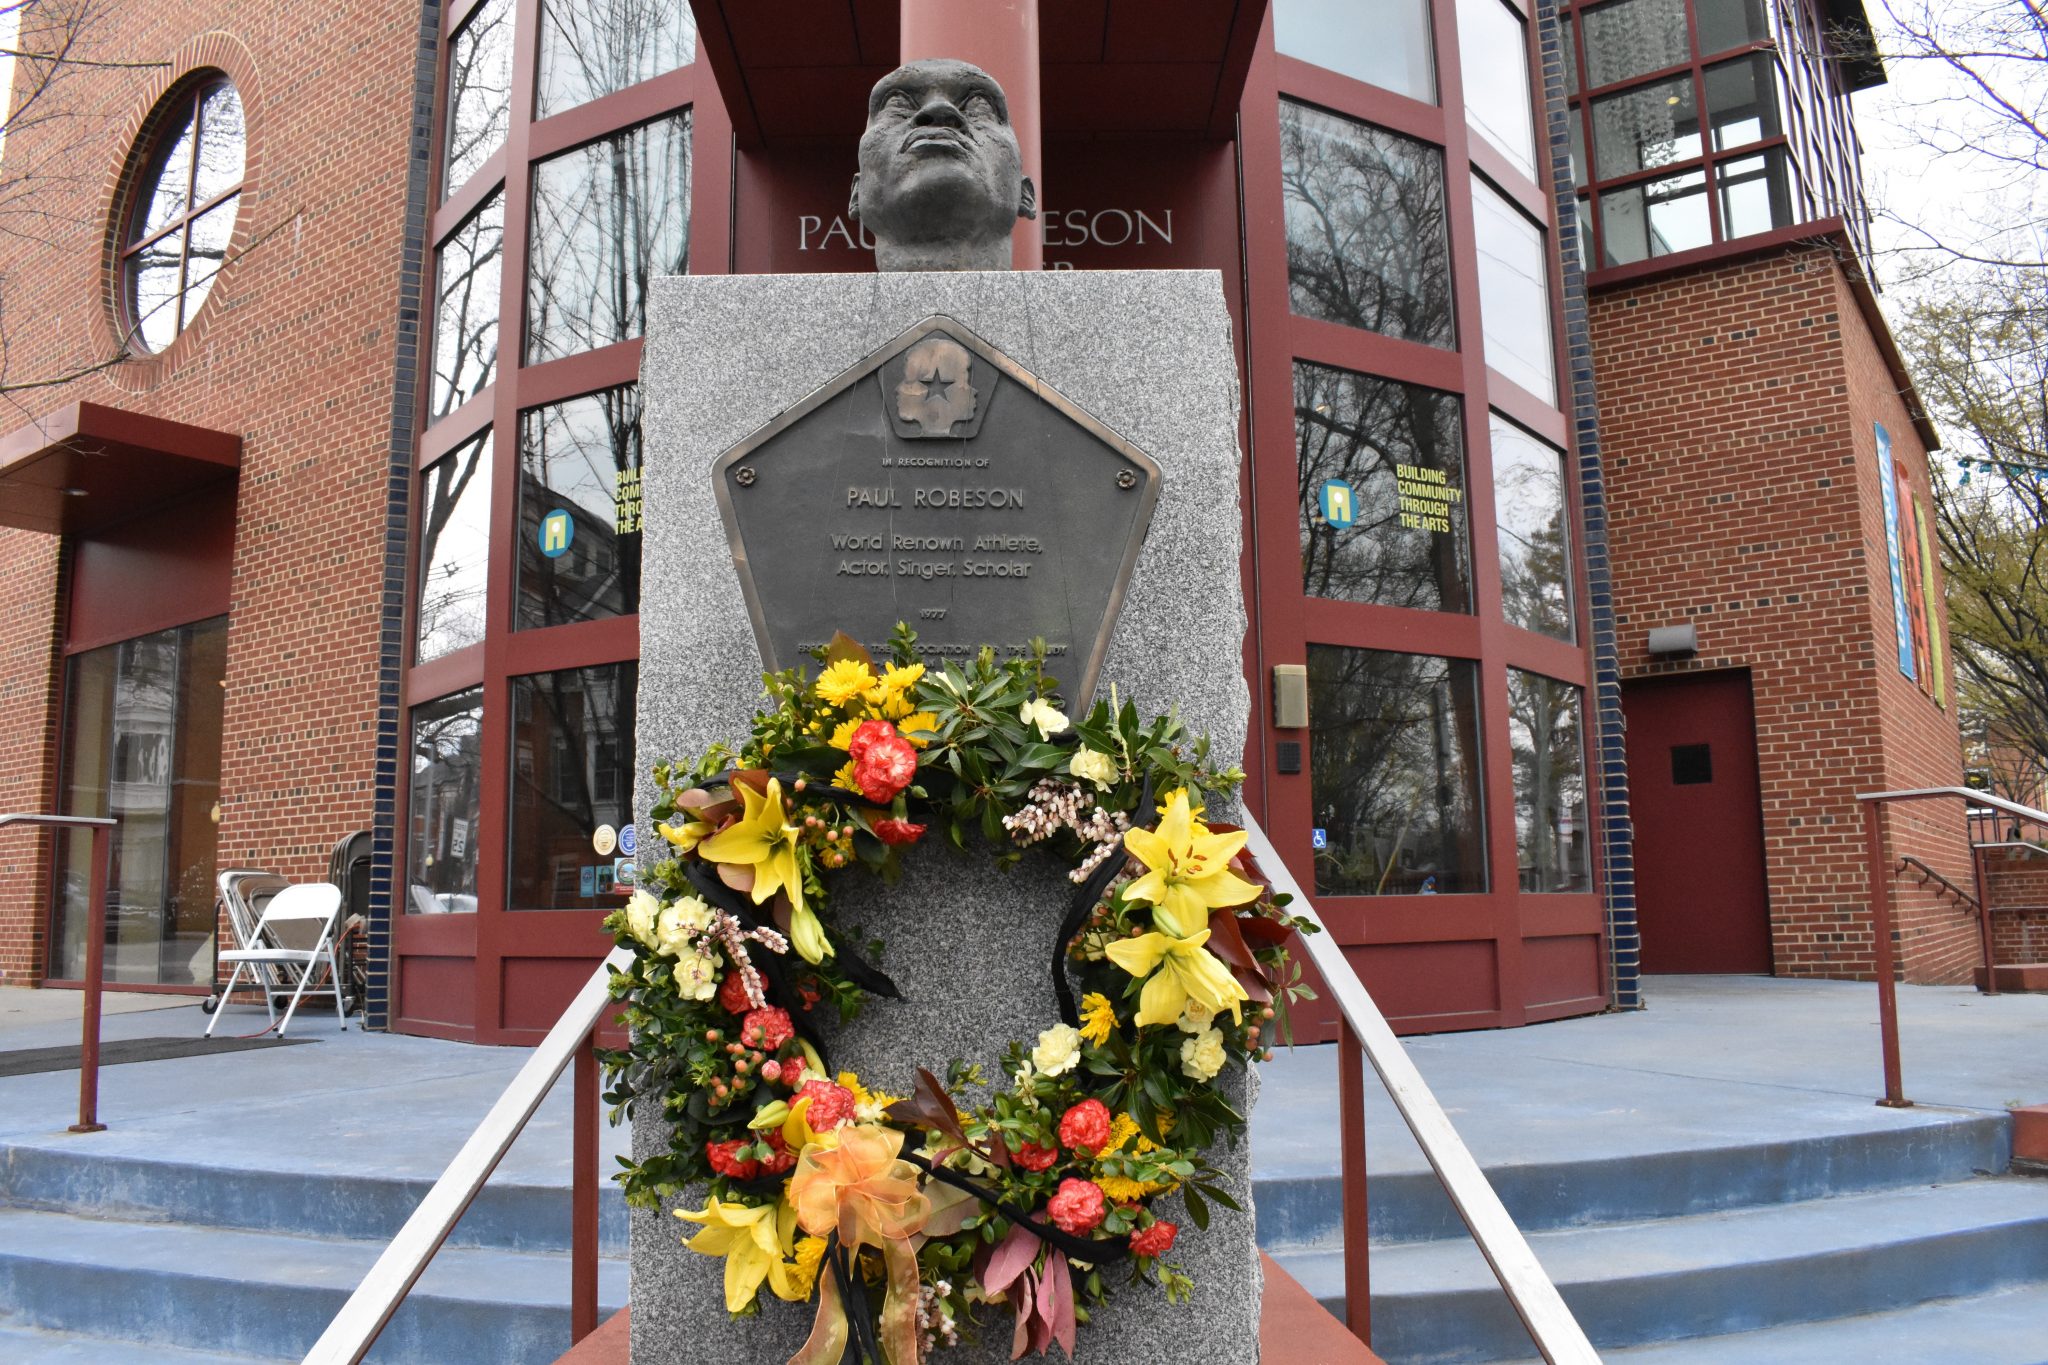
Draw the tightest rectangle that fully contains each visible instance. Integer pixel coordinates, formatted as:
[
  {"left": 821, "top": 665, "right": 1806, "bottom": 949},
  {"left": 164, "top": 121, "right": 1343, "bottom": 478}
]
[
  {"left": 1573, "top": 193, "right": 1594, "bottom": 271},
  {"left": 1569, "top": 115, "right": 1588, "bottom": 189},
  {"left": 408, "top": 689, "right": 484, "bottom": 914},
  {"left": 431, "top": 191, "right": 503, "bottom": 421},
  {"left": 1507, "top": 671, "right": 1590, "bottom": 892},
  {"left": 1296, "top": 362, "right": 1470, "bottom": 613},
  {"left": 1694, "top": 0, "right": 1769, "bottom": 57},
  {"left": 1599, "top": 167, "right": 1710, "bottom": 263},
  {"left": 1280, "top": 101, "right": 1455, "bottom": 348},
  {"left": 444, "top": 0, "right": 514, "bottom": 197},
  {"left": 1491, "top": 414, "right": 1573, "bottom": 639},
  {"left": 1716, "top": 148, "right": 1794, "bottom": 239},
  {"left": 1705, "top": 54, "right": 1780, "bottom": 150},
  {"left": 1591, "top": 75, "right": 1701, "bottom": 180},
  {"left": 1561, "top": 18, "right": 1579, "bottom": 96},
  {"left": 1455, "top": 0, "right": 1537, "bottom": 180},
  {"left": 1308, "top": 646, "right": 1487, "bottom": 896},
  {"left": 1472, "top": 176, "right": 1556, "bottom": 401},
  {"left": 1273, "top": 0, "right": 1435, "bottom": 104},
  {"left": 519, "top": 386, "right": 644, "bottom": 628},
  {"left": 537, "top": 0, "right": 697, "bottom": 118},
  {"left": 51, "top": 619, "right": 226, "bottom": 985},
  {"left": 526, "top": 112, "right": 693, "bottom": 364},
  {"left": 416, "top": 430, "right": 493, "bottom": 663},
  {"left": 119, "top": 79, "right": 244, "bottom": 353},
  {"left": 510, "top": 664, "right": 637, "bottom": 909},
  {"left": 1580, "top": 0, "right": 1689, "bottom": 88}
]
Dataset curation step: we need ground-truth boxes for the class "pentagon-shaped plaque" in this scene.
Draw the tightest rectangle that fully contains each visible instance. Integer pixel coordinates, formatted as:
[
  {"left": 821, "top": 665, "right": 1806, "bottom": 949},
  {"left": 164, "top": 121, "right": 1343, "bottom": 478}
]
[{"left": 712, "top": 315, "right": 1161, "bottom": 704}]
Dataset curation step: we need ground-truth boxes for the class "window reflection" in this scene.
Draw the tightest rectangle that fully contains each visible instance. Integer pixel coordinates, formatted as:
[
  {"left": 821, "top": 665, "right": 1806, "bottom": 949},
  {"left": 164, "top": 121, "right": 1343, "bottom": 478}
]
[
  {"left": 191, "top": 83, "right": 244, "bottom": 206},
  {"left": 1472, "top": 177, "right": 1556, "bottom": 401},
  {"left": 1717, "top": 148, "right": 1793, "bottom": 238},
  {"left": 1580, "top": 0, "right": 1689, "bottom": 88},
  {"left": 1600, "top": 167, "right": 1710, "bottom": 263},
  {"left": 1273, "top": 0, "right": 1435, "bottom": 104},
  {"left": 444, "top": 0, "right": 514, "bottom": 197},
  {"left": 1591, "top": 75, "right": 1700, "bottom": 179},
  {"left": 537, "top": 0, "right": 697, "bottom": 119},
  {"left": 431, "top": 191, "right": 503, "bottom": 421},
  {"left": 1296, "top": 362, "right": 1471, "bottom": 613},
  {"left": 416, "top": 430, "right": 493, "bottom": 664},
  {"left": 121, "top": 78, "right": 244, "bottom": 353},
  {"left": 519, "top": 386, "right": 643, "bottom": 628},
  {"left": 1491, "top": 414, "right": 1573, "bottom": 639},
  {"left": 1507, "top": 670, "right": 1589, "bottom": 892},
  {"left": 408, "top": 689, "right": 483, "bottom": 914},
  {"left": 527, "top": 112, "right": 692, "bottom": 364},
  {"left": 1309, "top": 646, "right": 1487, "bottom": 896},
  {"left": 1705, "top": 54, "right": 1780, "bottom": 150},
  {"left": 1455, "top": 0, "right": 1537, "bottom": 179},
  {"left": 1280, "top": 101, "right": 1455, "bottom": 348},
  {"left": 510, "top": 664, "right": 637, "bottom": 909},
  {"left": 1694, "top": 0, "right": 1768, "bottom": 57}
]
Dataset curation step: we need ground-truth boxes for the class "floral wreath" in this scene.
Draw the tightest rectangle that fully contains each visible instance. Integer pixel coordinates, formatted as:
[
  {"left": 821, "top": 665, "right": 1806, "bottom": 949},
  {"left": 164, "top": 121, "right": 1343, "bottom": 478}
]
[{"left": 602, "top": 625, "right": 1316, "bottom": 1363}]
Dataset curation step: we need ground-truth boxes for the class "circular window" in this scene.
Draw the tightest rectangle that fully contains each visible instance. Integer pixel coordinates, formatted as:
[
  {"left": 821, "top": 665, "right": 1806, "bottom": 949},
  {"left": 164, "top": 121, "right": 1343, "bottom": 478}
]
[{"left": 117, "top": 75, "right": 245, "bottom": 353}]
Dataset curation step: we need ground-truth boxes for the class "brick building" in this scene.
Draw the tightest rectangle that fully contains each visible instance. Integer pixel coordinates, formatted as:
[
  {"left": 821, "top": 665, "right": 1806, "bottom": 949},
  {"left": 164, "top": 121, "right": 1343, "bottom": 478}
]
[{"left": 0, "top": 0, "right": 1974, "bottom": 1039}]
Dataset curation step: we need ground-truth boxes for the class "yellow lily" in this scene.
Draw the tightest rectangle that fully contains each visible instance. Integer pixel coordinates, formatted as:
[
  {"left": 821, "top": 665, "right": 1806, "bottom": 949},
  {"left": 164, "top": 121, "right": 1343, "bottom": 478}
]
[
  {"left": 1122, "top": 789, "right": 1261, "bottom": 938},
  {"left": 674, "top": 1195, "right": 809, "bottom": 1312},
  {"left": 698, "top": 778, "right": 830, "bottom": 963},
  {"left": 1104, "top": 927, "right": 1250, "bottom": 1027},
  {"left": 656, "top": 813, "right": 716, "bottom": 854}
]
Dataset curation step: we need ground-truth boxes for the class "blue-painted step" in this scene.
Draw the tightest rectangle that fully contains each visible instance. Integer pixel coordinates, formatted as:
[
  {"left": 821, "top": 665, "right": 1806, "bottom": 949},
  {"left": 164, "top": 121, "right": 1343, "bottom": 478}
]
[{"left": 0, "top": 1321, "right": 273, "bottom": 1365}]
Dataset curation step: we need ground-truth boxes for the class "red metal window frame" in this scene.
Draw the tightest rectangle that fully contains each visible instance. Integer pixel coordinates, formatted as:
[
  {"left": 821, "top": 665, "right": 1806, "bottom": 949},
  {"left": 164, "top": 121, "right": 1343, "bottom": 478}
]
[
  {"left": 394, "top": 0, "right": 734, "bottom": 1043},
  {"left": 1238, "top": 0, "right": 1604, "bottom": 1034},
  {"left": 115, "top": 76, "right": 244, "bottom": 348}
]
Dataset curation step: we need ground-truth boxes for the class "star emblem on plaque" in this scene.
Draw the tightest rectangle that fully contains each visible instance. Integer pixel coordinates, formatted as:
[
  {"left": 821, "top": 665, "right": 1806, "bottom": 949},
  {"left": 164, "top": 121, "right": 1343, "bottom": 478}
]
[{"left": 713, "top": 316, "right": 1162, "bottom": 703}]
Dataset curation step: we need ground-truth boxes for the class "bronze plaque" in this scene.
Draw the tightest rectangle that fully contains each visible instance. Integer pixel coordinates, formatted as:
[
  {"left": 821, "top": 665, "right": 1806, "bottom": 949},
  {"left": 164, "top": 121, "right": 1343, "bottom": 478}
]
[{"left": 712, "top": 316, "right": 1161, "bottom": 703}]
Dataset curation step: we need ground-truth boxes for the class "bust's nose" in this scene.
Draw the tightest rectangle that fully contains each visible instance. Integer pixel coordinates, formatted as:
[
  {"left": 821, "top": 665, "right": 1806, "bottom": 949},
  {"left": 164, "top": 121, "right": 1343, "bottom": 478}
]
[{"left": 911, "top": 92, "right": 967, "bottom": 129}]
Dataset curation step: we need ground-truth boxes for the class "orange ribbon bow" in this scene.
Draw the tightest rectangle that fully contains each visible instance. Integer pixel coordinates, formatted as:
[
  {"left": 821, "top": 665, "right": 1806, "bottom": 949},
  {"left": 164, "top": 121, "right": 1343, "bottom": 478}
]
[{"left": 787, "top": 1125, "right": 931, "bottom": 1365}]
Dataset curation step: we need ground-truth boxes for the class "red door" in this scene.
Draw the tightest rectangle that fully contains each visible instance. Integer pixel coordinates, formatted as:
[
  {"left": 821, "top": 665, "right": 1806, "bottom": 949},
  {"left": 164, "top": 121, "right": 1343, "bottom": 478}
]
[{"left": 1621, "top": 671, "right": 1772, "bottom": 973}]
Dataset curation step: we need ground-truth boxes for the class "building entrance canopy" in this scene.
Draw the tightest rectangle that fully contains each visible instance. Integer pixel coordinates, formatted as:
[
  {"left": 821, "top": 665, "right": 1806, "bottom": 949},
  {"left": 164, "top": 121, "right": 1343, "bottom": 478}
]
[{"left": 0, "top": 401, "right": 241, "bottom": 537}]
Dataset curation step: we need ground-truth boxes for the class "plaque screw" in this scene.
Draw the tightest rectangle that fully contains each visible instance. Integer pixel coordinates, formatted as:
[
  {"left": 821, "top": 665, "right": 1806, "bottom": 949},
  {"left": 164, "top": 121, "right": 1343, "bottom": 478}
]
[
  {"left": 736, "top": 466, "right": 757, "bottom": 487},
  {"left": 1116, "top": 470, "right": 1137, "bottom": 490}
]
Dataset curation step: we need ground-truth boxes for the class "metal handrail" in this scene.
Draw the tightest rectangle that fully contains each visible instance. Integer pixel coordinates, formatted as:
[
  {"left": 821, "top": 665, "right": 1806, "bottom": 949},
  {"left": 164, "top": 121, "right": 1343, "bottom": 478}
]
[
  {"left": 1855, "top": 785, "right": 2048, "bottom": 1104},
  {"left": 303, "top": 944, "right": 632, "bottom": 1364},
  {"left": 1240, "top": 815, "right": 1598, "bottom": 1364},
  {"left": 0, "top": 813, "right": 117, "bottom": 1132}
]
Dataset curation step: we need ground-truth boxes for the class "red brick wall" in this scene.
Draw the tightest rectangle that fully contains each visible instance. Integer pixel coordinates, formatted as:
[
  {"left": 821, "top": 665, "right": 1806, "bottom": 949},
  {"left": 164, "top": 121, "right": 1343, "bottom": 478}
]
[
  {"left": 1985, "top": 856, "right": 2048, "bottom": 964},
  {"left": 1592, "top": 243, "right": 1970, "bottom": 982},
  {"left": 0, "top": 5, "right": 417, "bottom": 984}
]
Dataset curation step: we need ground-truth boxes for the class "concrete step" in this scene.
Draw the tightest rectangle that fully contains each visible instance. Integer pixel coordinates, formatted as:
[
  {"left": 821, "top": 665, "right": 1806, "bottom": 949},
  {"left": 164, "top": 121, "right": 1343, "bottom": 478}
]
[
  {"left": 0, "top": 1205, "right": 627, "bottom": 1365},
  {"left": 0, "top": 1320, "right": 273, "bottom": 1364},
  {"left": 1250, "top": 1110, "right": 2012, "bottom": 1250},
  {"left": 0, "top": 1139, "right": 631, "bottom": 1254},
  {"left": 1499, "top": 1281, "right": 2048, "bottom": 1364},
  {"left": 1273, "top": 1176, "right": 2048, "bottom": 1363}
]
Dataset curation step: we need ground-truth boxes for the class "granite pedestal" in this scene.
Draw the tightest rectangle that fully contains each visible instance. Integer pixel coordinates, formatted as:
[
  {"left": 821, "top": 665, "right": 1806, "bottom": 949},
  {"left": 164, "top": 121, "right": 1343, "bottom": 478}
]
[{"left": 631, "top": 270, "right": 1258, "bottom": 1363}]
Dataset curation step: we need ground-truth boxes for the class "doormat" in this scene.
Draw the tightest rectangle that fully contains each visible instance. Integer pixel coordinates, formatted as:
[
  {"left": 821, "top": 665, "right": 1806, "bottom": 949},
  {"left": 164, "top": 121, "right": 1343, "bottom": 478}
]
[{"left": 0, "top": 1035, "right": 317, "bottom": 1078}]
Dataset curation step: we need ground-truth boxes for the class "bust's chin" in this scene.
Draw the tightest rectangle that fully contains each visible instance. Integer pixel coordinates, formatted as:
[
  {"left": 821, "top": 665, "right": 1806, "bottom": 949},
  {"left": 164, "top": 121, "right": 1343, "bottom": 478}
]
[{"left": 871, "top": 232, "right": 1013, "bottom": 272}]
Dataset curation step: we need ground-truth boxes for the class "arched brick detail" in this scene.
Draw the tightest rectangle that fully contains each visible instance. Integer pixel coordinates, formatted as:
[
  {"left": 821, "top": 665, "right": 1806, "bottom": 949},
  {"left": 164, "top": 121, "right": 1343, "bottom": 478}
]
[{"left": 96, "top": 29, "right": 264, "bottom": 393}]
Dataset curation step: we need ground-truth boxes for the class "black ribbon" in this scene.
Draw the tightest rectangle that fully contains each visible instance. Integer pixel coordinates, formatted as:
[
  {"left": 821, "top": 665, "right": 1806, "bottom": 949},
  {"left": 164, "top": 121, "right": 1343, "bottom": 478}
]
[
  {"left": 902, "top": 1151, "right": 1131, "bottom": 1268},
  {"left": 825, "top": 1234, "right": 884, "bottom": 1365},
  {"left": 681, "top": 861, "right": 901, "bottom": 1014},
  {"left": 1050, "top": 773, "right": 1154, "bottom": 1028}
]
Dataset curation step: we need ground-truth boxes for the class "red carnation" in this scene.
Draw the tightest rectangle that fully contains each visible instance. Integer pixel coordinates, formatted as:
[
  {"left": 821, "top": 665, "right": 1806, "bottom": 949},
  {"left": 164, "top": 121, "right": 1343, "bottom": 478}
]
[
  {"left": 705, "top": 1138, "right": 761, "bottom": 1181},
  {"left": 873, "top": 817, "right": 927, "bottom": 847},
  {"left": 795, "top": 1079, "right": 857, "bottom": 1131},
  {"left": 846, "top": 719, "right": 898, "bottom": 761},
  {"left": 1015, "top": 1142, "right": 1059, "bottom": 1172},
  {"left": 1058, "top": 1098, "right": 1113, "bottom": 1154},
  {"left": 1129, "top": 1220, "right": 1178, "bottom": 1258},
  {"left": 717, "top": 970, "right": 752, "bottom": 1015},
  {"left": 740, "top": 1006, "right": 795, "bottom": 1052},
  {"left": 1046, "top": 1178, "right": 1107, "bottom": 1236},
  {"left": 780, "top": 1056, "right": 806, "bottom": 1090},
  {"left": 853, "top": 733, "right": 919, "bottom": 803},
  {"left": 758, "top": 1131, "right": 798, "bottom": 1177}
]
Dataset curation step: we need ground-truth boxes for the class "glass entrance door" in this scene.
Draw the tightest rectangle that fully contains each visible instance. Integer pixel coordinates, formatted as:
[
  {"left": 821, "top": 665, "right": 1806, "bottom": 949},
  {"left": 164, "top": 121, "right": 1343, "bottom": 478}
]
[{"left": 51, "top": 616, "right": 227, "bottom": 986}]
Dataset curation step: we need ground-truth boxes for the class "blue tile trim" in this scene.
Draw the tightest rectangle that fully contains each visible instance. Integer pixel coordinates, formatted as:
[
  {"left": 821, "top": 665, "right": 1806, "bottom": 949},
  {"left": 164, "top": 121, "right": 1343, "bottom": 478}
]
[{"left": 1536, "top": 0, "right": 1638, "bottom": 1009}]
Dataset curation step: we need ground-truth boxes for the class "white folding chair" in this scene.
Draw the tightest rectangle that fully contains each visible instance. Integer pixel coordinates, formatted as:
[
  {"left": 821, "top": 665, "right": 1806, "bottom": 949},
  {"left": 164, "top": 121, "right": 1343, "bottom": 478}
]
[{"left": 205, "top": 882, "right": 348, "bottom": 1037}]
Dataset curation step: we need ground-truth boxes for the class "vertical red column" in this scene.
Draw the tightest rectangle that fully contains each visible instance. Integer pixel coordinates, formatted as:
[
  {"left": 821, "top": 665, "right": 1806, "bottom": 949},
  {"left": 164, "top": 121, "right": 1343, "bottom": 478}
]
[{"left": 899, "top": 0, "right": 1043, "bottom": 270}]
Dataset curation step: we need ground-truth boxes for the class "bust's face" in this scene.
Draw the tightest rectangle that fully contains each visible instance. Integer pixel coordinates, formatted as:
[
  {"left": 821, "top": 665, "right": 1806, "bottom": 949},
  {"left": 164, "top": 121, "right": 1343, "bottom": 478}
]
[{"left": 854, "top": 60, "right": 1024, "bottom": 265}]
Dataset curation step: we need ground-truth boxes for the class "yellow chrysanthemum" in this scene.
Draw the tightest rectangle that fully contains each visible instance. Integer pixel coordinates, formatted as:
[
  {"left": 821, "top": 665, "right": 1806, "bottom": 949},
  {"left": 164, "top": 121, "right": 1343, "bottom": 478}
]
[
  {"left": 878, "top": 661, "right": 926, "bottom": 695},
  {"left": 829, "top": 718, "right": 862, "bottom": 750},
  {"left": 1095, "top": 1113, "right": 1171, "bottom": 1201},
  {"left": 837, "top": 1069, "right": 906, "bottom": 1121},
  {"left": 1096, "top": 1173, "right": 1174, "bottom": 1202},
  {"left": 784, "top": 1235, "right": 828, "bottom": 1300},
  {"left": 897, "top": 711, "right": 940, "bottom": 749},
  {"left": 1078, "top": 992, "right": 1117, "bottom": 1047},
  {"left": 879, "top": 690, "right": 916, "bottom": 721},
  {"left": 816, "top": 659, "right": 876, "bottom": 707},
  {"left": 832, "top": 759, "right": 859, "bottom": 791}
]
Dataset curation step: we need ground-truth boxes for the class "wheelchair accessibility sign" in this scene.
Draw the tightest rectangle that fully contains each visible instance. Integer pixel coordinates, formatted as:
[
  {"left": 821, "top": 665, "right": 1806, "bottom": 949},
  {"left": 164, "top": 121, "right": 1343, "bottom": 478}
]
[{"left": 1312, "top": 828, "right": 1328, "bottom": 850}]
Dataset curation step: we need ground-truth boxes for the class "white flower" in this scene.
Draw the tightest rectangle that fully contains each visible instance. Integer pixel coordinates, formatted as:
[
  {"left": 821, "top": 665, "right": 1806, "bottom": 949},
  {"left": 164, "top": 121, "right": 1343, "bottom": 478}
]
[
  {"left": 622, "top": 890, "right": 661, "bottom": 948},
  {"left": 672, "top": 946, "right": 722, "bottom": 1001},
  {"left": 1069, "top": 745, "right": 1117, "bottom": 792},
  {"left": 1176, "top": 998, "right": 1217, "bottom": 1034},
  {"left": 1018, "top": 697, "right": 1069, "bottom": 739},
  {"left": 1012, "top": 1058, "right": 1039, "bottom": 1100},
  {"left": 1180, "top": 1027, "right": 1227, "bottom": 1082},
  {"left": 654, "top": 895, "right": 713, "bottom": 958},
  {"left": 1031, "top": 1023, "right": 1083, "bottom": 1077}
]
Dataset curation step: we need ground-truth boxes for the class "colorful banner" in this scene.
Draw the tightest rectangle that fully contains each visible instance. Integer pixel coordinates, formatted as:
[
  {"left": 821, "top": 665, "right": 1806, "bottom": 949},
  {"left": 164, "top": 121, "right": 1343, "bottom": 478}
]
[
  {"left": 1875, "top": 423, "right": 1915, "bottom": 680},
  {"left": 1913, "top": 494, "right": 1947, "bottom": 708}
]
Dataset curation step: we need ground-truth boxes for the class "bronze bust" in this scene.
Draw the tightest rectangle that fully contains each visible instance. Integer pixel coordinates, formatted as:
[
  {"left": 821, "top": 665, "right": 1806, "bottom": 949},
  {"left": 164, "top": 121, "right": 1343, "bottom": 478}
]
[{"left": 850, "top": 59, "right": 1038, "bottom": 272}]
